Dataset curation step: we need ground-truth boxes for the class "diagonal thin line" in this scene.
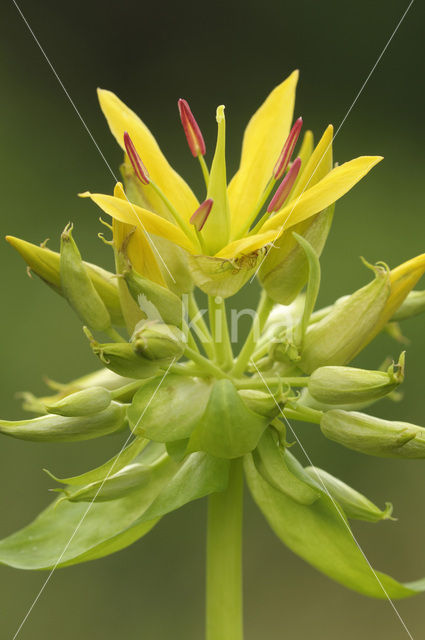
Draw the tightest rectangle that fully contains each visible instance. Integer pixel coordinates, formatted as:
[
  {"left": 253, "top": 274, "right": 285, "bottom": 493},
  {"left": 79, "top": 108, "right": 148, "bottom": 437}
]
[
  {"left": 251, "top": 361, "right": 415, "bottom": 640},
  {"left": 11, "top": 360, "right": 176, "bottom": 640},
  {"left": 11, "top": 0, "right": 176, "bottom": 284},
  {"left": 250, "top": 0, "right": 415, "bottom": 282}
]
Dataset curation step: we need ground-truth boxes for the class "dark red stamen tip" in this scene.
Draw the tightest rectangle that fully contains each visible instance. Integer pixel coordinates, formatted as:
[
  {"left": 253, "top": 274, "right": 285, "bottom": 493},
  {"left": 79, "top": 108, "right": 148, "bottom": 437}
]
[
  {"left": 267, "top": 157, "right": 302, "bottom": 213},
  {"left": 178, "top": 98, "right": 206, "bottom": 157},
  {"left": 273, "top": 117, "right": 303, "bottom": 181},
  {"left": 123, "top": 131, "right": 150, "bottom": 185},
  {"left": 190, "top": 199, "right": 213, "bottom": 231}
]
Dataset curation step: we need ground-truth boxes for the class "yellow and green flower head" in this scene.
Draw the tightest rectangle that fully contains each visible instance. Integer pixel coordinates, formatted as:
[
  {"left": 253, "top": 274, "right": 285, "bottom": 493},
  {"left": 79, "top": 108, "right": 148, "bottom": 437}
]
[{"left": 82, "top": 71, "right": 382, "bottom": 297}]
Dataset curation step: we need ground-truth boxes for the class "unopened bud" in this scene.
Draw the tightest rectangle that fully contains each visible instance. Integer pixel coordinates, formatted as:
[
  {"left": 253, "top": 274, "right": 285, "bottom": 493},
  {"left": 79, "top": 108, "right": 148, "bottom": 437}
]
[
  {"left": 300, "top": 264, "right": 391, "bottom": 373},
  {"left": 60, "top": 224, "right": 111, "bottom": 332},
  {"left": 308, "top": 353, "right": 404, "bottom": 405},
  {"left": 178, "top": 98, "right": 206, "bottom": 157},
  {"left": 238, "top": 389, "right": 281, "bottom": 419},
  {"left": 0, "top": 402, "right": 125, "bottom": 442},
  {"left": 6, "top": 235, "right": 124, "bottom": 325},
  {"left": 321, "top": 409, "right": 425, "bottom": 458},
  {"left": 304, "top": 466, "right": 393, "bottom": 522},
  {"left": 124, "top": 265, "right": 184, "bottom": 327},
  {"left": 391, "top": 289, "right": 425, "bottom": 321},
  {"left": 45, "top": 387, "right": 112, "bottom": 417},
  {"left": 132, "top": 321, "right": 186, "bottom": 361}
]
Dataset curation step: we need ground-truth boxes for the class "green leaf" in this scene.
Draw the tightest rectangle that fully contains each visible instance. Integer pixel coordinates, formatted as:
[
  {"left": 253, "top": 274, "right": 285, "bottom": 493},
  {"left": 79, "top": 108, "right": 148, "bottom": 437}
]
[
  {"left": 254, "top": 429, "right": 320, "bottom": 505},
  {"left": 244, "top": 454, "right": 425, "bottom": 598},
  {"left": 139, "top": 452, "right": 230, "bottom": 522},
  {"left": 127, "top": 374, "right": 212, "bottom": 441},
  {"left": 188, "top": 380, "right": 269, "bottom": 458},
  {"left": 0, "top": 444, "right": 176, "bottom": 569}
]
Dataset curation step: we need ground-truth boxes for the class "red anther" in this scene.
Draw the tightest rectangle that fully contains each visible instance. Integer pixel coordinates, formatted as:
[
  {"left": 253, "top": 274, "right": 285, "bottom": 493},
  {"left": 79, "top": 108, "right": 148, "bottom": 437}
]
[
  {"left": 190, "top": 199, "right": 213, "bottom": 231},
  {"left": 178, "top": 99, "right": 206, "bottom": 157},
  {"left": 267, "top": 157, "right": 302, "bottom": 213},
  {"left": 123, "top": 131, "right": 150, "bottom": 185},
  {"left": 273, "top": 117, "right": 303, "bottom": 181}
]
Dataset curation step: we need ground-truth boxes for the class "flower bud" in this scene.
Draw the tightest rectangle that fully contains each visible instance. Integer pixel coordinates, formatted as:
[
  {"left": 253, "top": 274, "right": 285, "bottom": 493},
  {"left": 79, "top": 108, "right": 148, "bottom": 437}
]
[
  {"left": 320, "top": 409, "right": 425, "bottom": 458},
  {"left": 304, "top": 466, "right": 393, "bottom": 522},
  {"left": 60, "top": 224, "right": 112, "bottom": 332},
  {"left": 237, "top": 389, "right": 281, "bottom": 419},
  {"left": 85, "top": 329, "right": 161, "bottom": 379},
  {"left": 308, "top": 353, "right": 404, "bottom": 405},
  {"left": 391, "top": 289, "right": 425, "bottom": 321},
  {"left": 124, "top": 265, "right": 184, "bottom": 327},
  {"left": 299, "top": 264, "right": 391, "bottom": 373},
  {"left": 0, "top": 402, "right": 126, "bottom": 442},
  {"left": 45, "top": 387, "right": 112, "bottom": 417},
  {"left": 131, "top": 321, "right": 186, "bottom": 361},
  {"left": 6, "top": 235, "right": 124, "bottom": 325}
]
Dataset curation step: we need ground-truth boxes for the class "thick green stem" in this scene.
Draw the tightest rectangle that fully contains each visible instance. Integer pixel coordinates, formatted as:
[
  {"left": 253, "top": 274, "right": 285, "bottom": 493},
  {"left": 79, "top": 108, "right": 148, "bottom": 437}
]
[
  {"left": 184, "top": 346, "right": 229, "bottom": 379},
  {"left": 234, "top": 376, "right": 309, "bottom": 389},
  {"left": 232, "top": 291, "right": 274, "bottom": 377},
  {"left": 208, "top": 296, "right": 234, "bottom": 370},
  {"left": 206, "top": 458, "right": 244, "bottom": 640},
  {"left": 188, "top": 293, "right": 215, "bottom": 359}
]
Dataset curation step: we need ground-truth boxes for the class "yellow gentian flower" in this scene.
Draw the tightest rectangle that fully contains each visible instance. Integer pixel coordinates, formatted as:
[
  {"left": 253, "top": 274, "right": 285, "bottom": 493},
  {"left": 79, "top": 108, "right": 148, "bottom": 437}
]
[{"left": 82, "top": 71, "right": 382, "bottom": 297}]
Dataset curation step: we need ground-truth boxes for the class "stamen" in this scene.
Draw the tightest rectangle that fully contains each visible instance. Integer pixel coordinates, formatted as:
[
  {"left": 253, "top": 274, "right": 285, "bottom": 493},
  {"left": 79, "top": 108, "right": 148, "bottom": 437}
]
[
  {"left": 190, "top": 199, "right": 213, "bottom": 231},
  {"left": 267, "top": 157, "right": 302, "bottom": 213},
  {"left": 178, "top": 99, "right": 206, "bottom": 157},
  {"left": 123, "top": 132, "right": 150, "bottom": 185},
  {"left": 273, "top": 117, "right": 303, "bottom": 181}
]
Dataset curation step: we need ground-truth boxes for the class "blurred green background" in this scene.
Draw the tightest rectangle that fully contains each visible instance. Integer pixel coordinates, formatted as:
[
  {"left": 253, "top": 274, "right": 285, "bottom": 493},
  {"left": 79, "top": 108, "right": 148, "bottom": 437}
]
[{"left": 1, "top": 0, "right": 424, "bottom": 637}]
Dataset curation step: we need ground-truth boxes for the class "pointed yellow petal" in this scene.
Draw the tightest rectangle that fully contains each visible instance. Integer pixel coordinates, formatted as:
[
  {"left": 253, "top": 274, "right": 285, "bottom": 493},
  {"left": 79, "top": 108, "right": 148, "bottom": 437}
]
[
  {"left": 97, "top": 89, "right": 199, "bottom": 220},
  {"left": 228, "top": 71, "right": 299, "bottom": 237},
  {"left": 80, "top": 189, "right": 196, "bottom": 253},
  {"left": 289, "top": 125, "right": 333, "bottom": 201},
  {"left": 385, "top": 253, "right": 425, "bottom": 321},
  {"left": 261, "top": 156, "right": 383, "bottom": 234},
  {"left": 290, "top": 129, "right": 314, "bottom": 195},
  {"left": 215, "top": 230, "right": 278, "bottom": 259}
]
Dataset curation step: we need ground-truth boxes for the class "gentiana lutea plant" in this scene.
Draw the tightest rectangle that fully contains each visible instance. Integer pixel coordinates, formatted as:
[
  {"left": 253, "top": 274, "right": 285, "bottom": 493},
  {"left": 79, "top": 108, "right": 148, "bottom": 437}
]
[{"left": 2, "top": 70, "right": 425, "bottom": 639}]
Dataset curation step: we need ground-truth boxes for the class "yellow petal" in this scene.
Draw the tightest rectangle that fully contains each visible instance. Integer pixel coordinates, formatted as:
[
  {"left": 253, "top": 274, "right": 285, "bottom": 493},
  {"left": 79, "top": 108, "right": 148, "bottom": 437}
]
[
  {"left": 112, "top": 184, "right": 165, "bottom": 286},
  {"left": 97, "top": 89, "right": 199, "bottom": 221},
  {"left": 290, "top": 129, "right": 314, "bottom": 195},
  {"left": 385, "top": 253, "right": 425, "bottom": 321},
  {"left": 215, "top": 230, "right": 278, "bottom": 259},
  {"left": 80, "top": 189, "right": 196, "bottom": 253},
  {"left": 228, "top": 71, "right": 299, "bottom": 238},
  {"left": 289, "top": 125, "right": 333, "bottom": 201},
  {"left": 261, "top": 155, "right": 383, "bottom": 234}
]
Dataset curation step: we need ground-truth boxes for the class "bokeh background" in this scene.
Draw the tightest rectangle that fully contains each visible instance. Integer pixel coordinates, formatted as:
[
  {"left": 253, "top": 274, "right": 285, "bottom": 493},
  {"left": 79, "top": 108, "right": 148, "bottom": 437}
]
[{"left": 1, "top": 0, "right": 424, "bottom": 637}]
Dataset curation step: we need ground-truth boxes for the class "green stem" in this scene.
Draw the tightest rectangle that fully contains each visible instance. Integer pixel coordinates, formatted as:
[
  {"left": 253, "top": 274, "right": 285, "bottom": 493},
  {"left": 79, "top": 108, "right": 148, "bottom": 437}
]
[
  {"left": 232, "top": 291, "right": 274, "bottom": 377},
  {"left": 234, "top": 376, "right": 309, "bottom": 389},
  {"left": 184, "top": 346, "right": 229, "bottom": 379},
  {"left": 284, "top": 406, "right": 323, "bottom": 424},
  {"left": 188, "top": 293, "right": 215, "bottom": 360},
  {"left": 105, "top": 327, "right": 125, "bottom": 343},
  {"left": 208, "top": 296, "right": 234, "bottom": 370},
  {"left": 198, "top": 154, "right": 210, "bottom": 188},
  {"left": 206, "top": 458, "right": 244, "bottom": 640}
]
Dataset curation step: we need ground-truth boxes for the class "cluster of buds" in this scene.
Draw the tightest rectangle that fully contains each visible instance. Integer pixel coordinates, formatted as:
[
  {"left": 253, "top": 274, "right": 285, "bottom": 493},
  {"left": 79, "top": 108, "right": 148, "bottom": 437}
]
[{"left": 1, "top": 74, "right": 425, "bottom": 604}]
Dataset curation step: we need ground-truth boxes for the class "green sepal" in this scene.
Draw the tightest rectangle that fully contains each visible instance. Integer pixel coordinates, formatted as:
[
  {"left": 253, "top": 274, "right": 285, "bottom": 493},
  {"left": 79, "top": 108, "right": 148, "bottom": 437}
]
[
  {"left": 60, "top": 224, "right": 112, "bottom": 332},
  {"left": 45, "top": 386, "right": 112, "bottom": 417},
  {"left": 137, "top": 452, "right": 230, "bottom": 522},
  {"left": 6, "top": 235, "right": 124, "bottom": 326},
  {"left": 166, "top": 439, "right": 190, "bottom": 462},
  {"left": 244, "top": 453, "right": 425, "bottom": 598},
  {"left": 0, "top": 402, "right": 126, "bottom": 442},
  {"left": 124, "top": 265, "right": 184, "bottom": 327},
  {"left": 188, "top": 380, "right": 269, "bottom": 458},
  {"left": 45, "top": 437, "right": 148, "bottom": 486},
  {"left": 304, "top": 466, "right": 393, "bottom": 522},
  {"left": 253, "top": 428, "right": 320, "bottom": 505},
  {"left": 127, "top": 374, "right": 212, "bottom": 442}
]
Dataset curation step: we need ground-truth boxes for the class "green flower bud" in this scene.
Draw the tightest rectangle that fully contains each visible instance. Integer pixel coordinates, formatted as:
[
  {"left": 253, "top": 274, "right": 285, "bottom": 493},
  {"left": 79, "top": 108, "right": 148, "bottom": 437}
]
[
  {"left": 237, "top": 389, "right": 283, "bottom": 419},
  {"left": 308, "top": 353, "right": 404, "bottom": 405},
  {"left": 0, "top": 402, "right": 126, "bottom": 442},
  {"left": 304, "top": 466, "right": 393, "bottom": 522},
  {"left": 60, "top": 224, "right": 111, "bottom": 332},
  {"left": 300, "top": 264, "right": 390, "bottom": 373},
  {"left": 131, "top": 322, "right": 186, "bottom": 361},
  {"left": 45, "top": 387, "right": 112, "bottom": 417},
  {"left": 124, "top": 265, "right": 184, "bottom": 327},
  {"left": 259, "top": 206, "right": 334, "bottom": 305},
  {"left": 85, "top": 329, "right": 160, "bottom": 379},
  {"left": 6, "top": 235, "right": 124, "bottom": 326},
  {"left": 391, "top": 289, "right": 425, "bottom": 321},
  {"left": 321, "top": 409, "right": 425, "bottom": 458}
]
